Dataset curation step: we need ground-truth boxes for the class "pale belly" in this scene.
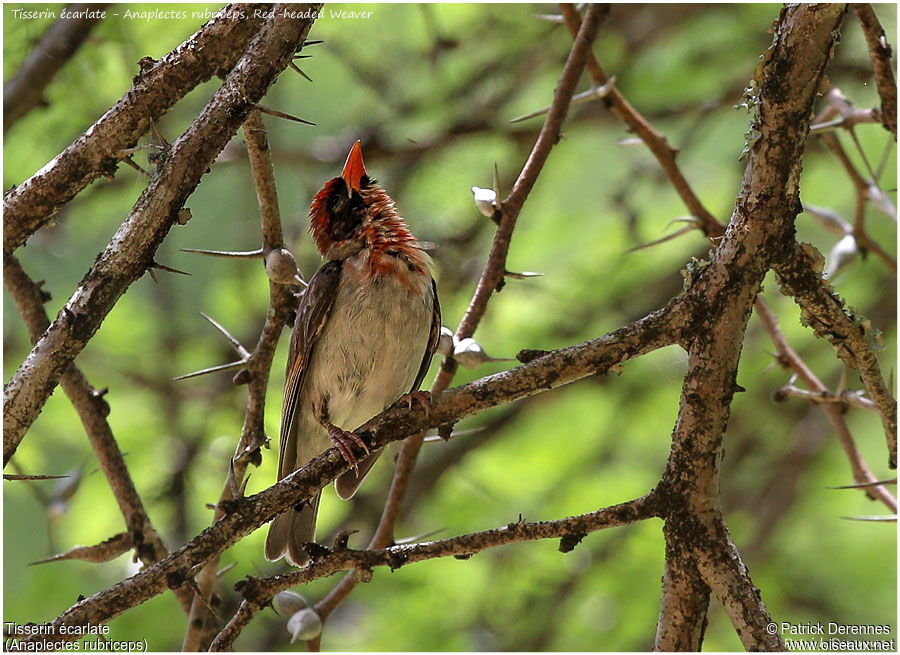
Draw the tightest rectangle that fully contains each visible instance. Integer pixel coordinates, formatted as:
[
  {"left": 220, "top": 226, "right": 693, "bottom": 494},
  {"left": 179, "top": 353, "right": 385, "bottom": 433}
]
[{"left": 302, "top": 263, "right": 433, "bottom": 431}]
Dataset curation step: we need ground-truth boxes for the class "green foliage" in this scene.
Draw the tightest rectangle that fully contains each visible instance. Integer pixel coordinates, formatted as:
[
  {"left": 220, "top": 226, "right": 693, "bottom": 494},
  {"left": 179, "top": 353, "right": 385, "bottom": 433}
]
[{"left": 3, "top": 3, "right": 896, "bottom": 651}]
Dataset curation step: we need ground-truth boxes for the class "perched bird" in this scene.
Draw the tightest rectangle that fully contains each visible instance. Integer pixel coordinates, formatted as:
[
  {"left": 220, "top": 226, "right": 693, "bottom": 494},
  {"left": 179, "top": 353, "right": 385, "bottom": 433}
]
[{"left": 266, "top": 141, "right": 441, "bottom": 566}]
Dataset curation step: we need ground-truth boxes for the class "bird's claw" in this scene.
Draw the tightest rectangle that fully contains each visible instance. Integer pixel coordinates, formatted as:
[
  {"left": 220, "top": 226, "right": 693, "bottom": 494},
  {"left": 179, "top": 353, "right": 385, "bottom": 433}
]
[
  {"left": 401, "top": 390, "right": 432, "bottom": 417},
  {"left": 327, "top": 425, "right": 369, "bottom": 475}
]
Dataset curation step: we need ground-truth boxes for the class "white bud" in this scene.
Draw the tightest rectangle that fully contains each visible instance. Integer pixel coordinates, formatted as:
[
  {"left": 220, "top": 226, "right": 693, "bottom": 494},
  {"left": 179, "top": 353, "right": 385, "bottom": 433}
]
[
  {"left": 824, "top": 234, "right": 857, "bottom": 279},
  {"left": 867, "top": 182, "right": 897, "bottom": 222},
  {"left": 436, "top": 326, "right": 455, "bottom": 357},
  {"left": 471, "top": 187, "right": 497, "bottom": 217},
  {"left": 274, "top": 590, "right": 308, "bottom": 616},
  {"left": 453, "top": 337, "right": 514, "bottom": 369},
  {"left": 287, "top": 608, "right": 323, "bottom": 642},
  {"left": 265, "top": 248, "right": 306, "bottom": 286},
  {"left": 802, "top": 204, "right": 851, "bottom": 236}
]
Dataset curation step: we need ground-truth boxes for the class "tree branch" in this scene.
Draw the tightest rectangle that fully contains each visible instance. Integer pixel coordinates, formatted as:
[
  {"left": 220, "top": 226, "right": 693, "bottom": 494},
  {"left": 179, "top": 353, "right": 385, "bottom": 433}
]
[
  {"left": 655, "top": 4, "right": 846, "bottom": 650},
  {"left": 2, "top": 2, "right": 272, "bottom": 256},
  {"left": 24, "top": 300, "right": 681, "bottom": 641},
  {"left": 2, "top": 255, "right": 193, "bottom": 612},
  {"left": 756, "top": 297, "right": 897, "bottom": 512},
  {"left": 214, "top": 494, "right": 660, "bottom": 651},
  {"left": 559, "top": 3, "right": 725, "bottom": 240},
  {"left": 3, "top": 3, "right": 110, "bottom": 133},
  {"left": 773, "top": 244, "right": 897, "bottom": 469},
  {"left": 851, "top": 4, "right": 898, "bottom": 138},
  {"left": 3, "top": 6, "right": 320, "bottom": 465}
]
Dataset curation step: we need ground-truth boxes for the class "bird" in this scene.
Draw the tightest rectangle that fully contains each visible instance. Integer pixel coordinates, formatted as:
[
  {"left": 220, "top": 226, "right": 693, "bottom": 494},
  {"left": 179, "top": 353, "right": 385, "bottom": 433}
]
[{"left": 265, "top": 141, "right": 441, "bottom": 566}]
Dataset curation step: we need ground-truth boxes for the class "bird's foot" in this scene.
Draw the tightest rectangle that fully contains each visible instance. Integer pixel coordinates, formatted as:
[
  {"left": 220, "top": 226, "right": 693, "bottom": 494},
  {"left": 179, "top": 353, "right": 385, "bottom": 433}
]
[
  {"left": 326, "top": 424, "right": 370, "bottom": 475},
  {"left": 400, "top": 390, "right": 432, "bottom": 416}
]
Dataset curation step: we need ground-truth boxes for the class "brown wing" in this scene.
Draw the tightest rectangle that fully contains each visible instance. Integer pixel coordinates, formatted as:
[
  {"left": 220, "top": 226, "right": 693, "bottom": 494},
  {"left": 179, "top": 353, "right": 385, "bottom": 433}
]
[
  {"left": 278, "top": 259, "right": 343, "bottom": 479},
  {"left": 409, "top": 276, "right": 442, "bottom": 393}
]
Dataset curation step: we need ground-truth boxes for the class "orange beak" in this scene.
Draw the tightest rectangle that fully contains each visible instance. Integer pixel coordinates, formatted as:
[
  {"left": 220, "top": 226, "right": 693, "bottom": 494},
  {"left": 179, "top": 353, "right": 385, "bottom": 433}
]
[{"left": 341, "top": 140, "right": 367, "bottom": 193}]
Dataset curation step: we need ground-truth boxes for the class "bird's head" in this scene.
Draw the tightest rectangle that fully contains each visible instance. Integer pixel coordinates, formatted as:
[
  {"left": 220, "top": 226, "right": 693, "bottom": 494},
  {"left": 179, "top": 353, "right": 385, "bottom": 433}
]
[{"left": 308, "top": 141, "right": 417, "bottom": 261}]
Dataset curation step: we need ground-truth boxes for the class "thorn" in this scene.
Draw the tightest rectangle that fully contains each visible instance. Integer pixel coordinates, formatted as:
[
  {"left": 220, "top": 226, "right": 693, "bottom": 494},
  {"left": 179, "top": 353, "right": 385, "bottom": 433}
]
[
  {"left": 227, "top": 459, "right": 240, "bottom": 500},
  {"left": 394, "top": 527, "right": 447, "bottom": 544},
  {"left": 180, "top": 247, "right": 264, "bottom": 259},
  {"left": 3, "top": 473, "right": 70, "bottom": 481},
  {"left": 533, "top": 13, "right": 564, "bottom": 23},
  {"left": 150, "top": 260, "right": 191, "bottom": 276},
  {"left": 423, "top": 426, "right": 486, "bottom": 442},
  {"left": 828, "top": 477, "right": 897, "bottom": 490},
  {"left": 840, "top": 515, "right": 897, "bottom": 522},
  {"left": 662, "top": 216, "right": 700, "bottom": 230},
  {"left": 199, "top": 312, "right": 251, "bottom": 358},
  {"left": 504, "top": 270, "right": 544, "bottom": 279},
  {"left": 119, "top": 156, "right": 152, "bottom": 178},
  {"left": 301, "top": 39, "right": 323, "bottom": 47},
  {"left": 288, "top": 61, "right": 313, "bottom": 83},
  {"left": 150, "top": 121, "right": 170, "bottom": 147},
  {"left": 510, "top": 77, "right": 618, "bottom": 124},
  {"left": 173, "top": 360, "right": 247, "bottom": 382},
  {"left": 217, "top": 562, "right": 238, "bottom": 578},
  {"left": 493, "top": 163, "right": 502, "bottom": 209},
  {"left": 250, "top": 103, "right": 315, "bottom": 126},
  {"left": 627, "top": 225, "right": 696, "bottom": 252}
]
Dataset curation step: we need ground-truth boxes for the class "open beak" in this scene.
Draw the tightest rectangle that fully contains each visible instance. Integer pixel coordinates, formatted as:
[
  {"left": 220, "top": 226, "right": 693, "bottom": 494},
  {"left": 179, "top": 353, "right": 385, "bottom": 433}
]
[{"left": 341, "top": 140, "right": 367, "bottom": 195}]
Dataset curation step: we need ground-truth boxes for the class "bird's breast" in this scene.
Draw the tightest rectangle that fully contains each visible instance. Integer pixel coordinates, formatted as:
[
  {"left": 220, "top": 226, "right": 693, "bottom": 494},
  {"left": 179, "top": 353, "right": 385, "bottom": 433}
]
[{"left": 303, "top": 251, "right": 434, "bottom": 431}]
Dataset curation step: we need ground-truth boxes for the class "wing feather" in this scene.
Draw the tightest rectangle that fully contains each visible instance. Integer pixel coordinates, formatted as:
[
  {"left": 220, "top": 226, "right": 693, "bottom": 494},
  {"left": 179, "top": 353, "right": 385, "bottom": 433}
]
[
  {"left": 409, "top": 277, "right": 442, "bottom": 394},
  {"left": 278, "top": 260, "right": 343, "bottom": 479}
]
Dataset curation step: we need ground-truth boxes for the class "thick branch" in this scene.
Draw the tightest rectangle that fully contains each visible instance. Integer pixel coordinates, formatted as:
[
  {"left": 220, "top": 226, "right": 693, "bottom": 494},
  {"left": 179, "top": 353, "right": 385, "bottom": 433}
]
[
  {"left": 2, "top": 3, "right": 271, "bottom": 255},
  {"left": 212, "top": 494, "right": 658, "bottom": 650},
  {"left": 3, "top": 3, "right": 110, "bottom": 133},
  {"left": 654, "top": 533, "right": 709, "bottom": 651},
  {"left": 694, "top": 518, "right": 782, "bottom": 651},
  {"left": 657, "top": 4, "right": 845, "bottom": 650},
  {"left": 3, "top": 7, "right": 320, "bottom": 464}
]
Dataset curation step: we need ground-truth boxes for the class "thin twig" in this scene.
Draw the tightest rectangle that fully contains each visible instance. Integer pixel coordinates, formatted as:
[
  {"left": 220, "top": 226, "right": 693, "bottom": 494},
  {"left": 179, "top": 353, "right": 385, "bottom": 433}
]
[
  {"left": 772, "top": 383, "right": 879, "bottom": 413},
  {"left": 3, "top": 3, "right": 110, "bottom": 133},
  {"left": 851, "top": 4, "right": 898, "bottom": 138},
  {"left": 756, "top": 297, "right": 897, "bottom": 512},
  {"left": 559, "top": 3, "right": 725, "bottom": 239}
]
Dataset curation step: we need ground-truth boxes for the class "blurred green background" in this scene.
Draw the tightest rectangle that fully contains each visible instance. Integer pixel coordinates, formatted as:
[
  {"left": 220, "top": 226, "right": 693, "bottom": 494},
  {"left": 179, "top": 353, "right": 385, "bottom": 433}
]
[{"left": 3, "top": 3, "right": 896, "bottom": 651}]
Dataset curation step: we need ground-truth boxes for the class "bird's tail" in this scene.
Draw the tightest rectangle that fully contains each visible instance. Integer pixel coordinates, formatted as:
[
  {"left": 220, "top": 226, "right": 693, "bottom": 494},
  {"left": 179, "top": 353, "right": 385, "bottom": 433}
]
[{"left": 264, "top": 492, "right": 321, "bottom": 566}]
